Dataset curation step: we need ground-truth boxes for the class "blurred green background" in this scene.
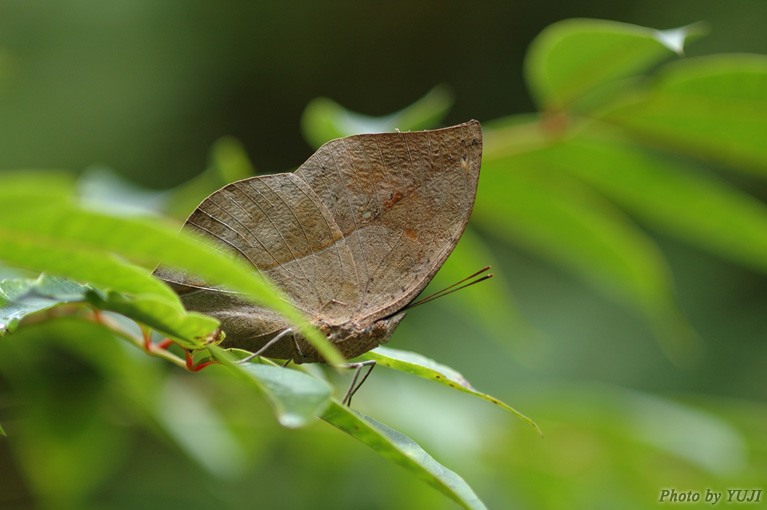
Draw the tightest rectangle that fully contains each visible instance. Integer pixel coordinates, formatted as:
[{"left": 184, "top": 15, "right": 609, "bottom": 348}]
[{"left": 1, "top": 0, "right": 766, "bottom": 509}]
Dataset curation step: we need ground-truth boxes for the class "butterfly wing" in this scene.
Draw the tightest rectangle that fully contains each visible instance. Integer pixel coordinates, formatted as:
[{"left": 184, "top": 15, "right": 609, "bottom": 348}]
[
  {"left": 156, "top": 121, "right": 482, "bottom": 349},
  {"left": 156, "top": 172, "right": 361, "bottom": 324},
  {"left": 295, "top": 120, "right": 482, "bottom": 324}
]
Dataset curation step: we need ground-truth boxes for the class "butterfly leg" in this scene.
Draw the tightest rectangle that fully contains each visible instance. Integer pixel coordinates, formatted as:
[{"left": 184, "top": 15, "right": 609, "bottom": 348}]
[
  {"left": 238, "top": 329, "right": 294, "bottom": 364},
  {"left": 341, "top": 360, "right": 376, "bottom": 406}
]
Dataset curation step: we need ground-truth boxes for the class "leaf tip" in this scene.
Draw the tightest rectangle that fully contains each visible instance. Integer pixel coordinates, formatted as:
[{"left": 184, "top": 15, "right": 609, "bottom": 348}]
[
  {"left": 277, "top": 414, "right": 307, "bottom": 429},
  {"left": 654, "top": 21, "right": 710, "bottom": 56}
]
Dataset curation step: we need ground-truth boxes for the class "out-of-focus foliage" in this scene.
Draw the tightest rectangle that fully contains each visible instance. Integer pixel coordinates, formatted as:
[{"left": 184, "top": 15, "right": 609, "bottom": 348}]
[
  {"left": 2, "top": 8, "right": 767, "bottom": 510},
  {"left": 304, "top": 20, "right": 767, "bottom": 364},
  {"left": 301, "top": 85, "right": 454, "bottom": 150},
  {"left": 0, "top": 172, "right": 344, "bottom": 360},
  {"left": 0, "top": 143, "right": 531, "bottom": 509},
  {"left": 0, "top": 168, "right": 521, "bottom": 510},
  {"left": 357, "top": 347, "right": 541, "bottom": 435}
]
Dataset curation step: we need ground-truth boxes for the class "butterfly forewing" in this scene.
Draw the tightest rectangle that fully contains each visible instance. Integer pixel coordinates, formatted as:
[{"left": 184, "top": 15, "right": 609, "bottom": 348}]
[{"left": 296, "top": 120, "right": 482, "bottom": 324}]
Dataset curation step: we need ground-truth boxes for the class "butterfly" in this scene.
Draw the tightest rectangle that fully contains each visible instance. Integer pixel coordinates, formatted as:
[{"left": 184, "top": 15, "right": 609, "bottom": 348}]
[{"left": 154, "top": 121, "right": 482, "bottom": 365}]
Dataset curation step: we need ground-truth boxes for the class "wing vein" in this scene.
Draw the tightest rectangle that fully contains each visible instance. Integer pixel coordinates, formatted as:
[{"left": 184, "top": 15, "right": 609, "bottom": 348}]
[{"left": 240, "top": 180, "right": 316, "bottom": 294}]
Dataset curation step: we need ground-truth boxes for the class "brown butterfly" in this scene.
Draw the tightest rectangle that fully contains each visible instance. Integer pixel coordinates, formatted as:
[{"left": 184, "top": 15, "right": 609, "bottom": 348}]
[{"left": 154, "top": 121, "right": 482, "bottom": 366}]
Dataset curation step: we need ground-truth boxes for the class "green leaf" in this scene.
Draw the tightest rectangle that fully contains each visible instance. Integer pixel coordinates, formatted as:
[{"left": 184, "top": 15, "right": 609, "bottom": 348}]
[
  {"left": 359, "top": 346, "right": 542, "bottom": 436},
  {"left": 0, "top": 172, "right": 344, "bottom": 364},
  {"left": 241, "top": 364, "right": 331, "bottom": 428},
  {"left": 599, "top": 54, "right": 767, "bottom": 175},
  {"left": 0, "top": 273, "right": 90, "bottom": 335},
  {"left": 322, "top": 401, "right": 488, "bottom": 510},
  {"left": 0, "top": 272, "right": 217, "bottom": 346},
  {"left": 0, "top": 236, "right": 214, "bottom": 345},
  {"left": 0, "top": 232, "right": 180, "bottom": 303},
  {"left": 481, "top": 113, "right": 557, "bottom": 161},
  {"left": 209, "top": 136, "right": 256, "bottom": 182},
  {"left": 544, "top": 137, "right": 767, "bottom": 273},
  {"left": 211, "top": 346, "right": 331, "bottom": 428},
  {"left": 477, "top": 154, "right": 673, "bottom": 316},
  {"left": 301, "top": 85, "right": 454, "bottom": 148},
  {"left": 0, "top": 170, "right": 75, "bottom": 212},
  {"left": 0, "top": 170, "right": 75, "bottom": 196},
  {"left": 525, "top": 19, "right": 706, "bottom": 111},
  {"left": 77, "top": 166, "right": 168, "bottom": 215},
  {"left": 475, "top": 150, "right": 697, "bottom": 359},
  {"left": 85, "top": 289, "right": 219, "bottom": 348}
]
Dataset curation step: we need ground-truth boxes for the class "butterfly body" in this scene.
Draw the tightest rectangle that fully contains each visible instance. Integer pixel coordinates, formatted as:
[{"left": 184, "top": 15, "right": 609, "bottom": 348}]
[{"left": 155, "top": 121, "right": 482, "bottom": 363}]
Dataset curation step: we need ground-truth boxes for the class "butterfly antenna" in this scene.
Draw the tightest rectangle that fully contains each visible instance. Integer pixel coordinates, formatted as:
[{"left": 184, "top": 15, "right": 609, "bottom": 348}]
[{"left": 404, "top": 266, "right": 493, "bottom": 310}]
